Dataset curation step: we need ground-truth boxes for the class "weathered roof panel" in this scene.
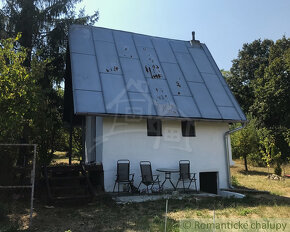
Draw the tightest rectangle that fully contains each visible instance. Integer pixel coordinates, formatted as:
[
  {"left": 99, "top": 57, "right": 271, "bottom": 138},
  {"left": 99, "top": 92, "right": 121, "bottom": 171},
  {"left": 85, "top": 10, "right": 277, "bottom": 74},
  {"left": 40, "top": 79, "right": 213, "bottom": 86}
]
[
  {"left": 100, "top": 73, "right": 131, "bottom": 114},
  {"left": 202, "top": 73, "right": 233, "bottom": 107},
  {"left": 161, "top": 62, "right": 191, "bottom": 96},
  {"left": 218, "top": 106, "right": 241, "bottom": 120},
  {"left": 70, "top": 53, "right": 102, "bottom": 91},
  {"left": 175, "top": 52, "right": 203, "bottom": 83},
  {"left": 119, "top": 58, "right": 149, "bottom": 93},
  {"left": 174, "top": 96, "right": 201, "bottom": 118},
  {"left": 128, "top": 92, "right": 156, "bottom": 116},
  {"left": 137, "top": 46, "right": 165, "bottom": 79},
  {"left": 74, "top": 90, "right": 105, "bottom": 114},
  {"left": 133, "top": 34, "right": 154, "bottom": 48},
  {"left": 92, "top": 27, "right": 114, "bottom": 43},
  {"left": 69, "top": 26, "right": 94, "bottom": 55},
  {"left": 189, "top": 47, "right": 215, "bottom": 74},
  {"left": 201, "top": 44, "right": 247, "bottom": 121},
  {"left": 170, "top": 40, "right": 188, "bottom": 53},
  {"left": 224, "top": 87, "right": 247, "bottom": 121},
  {"left": 68, "top": 25, "right": 246, "bottom": 122},
  {"left": 147, "top": 79, "right": 178, "bottom": 117},
  {"left": 188, "top": 82, "right": 222, "bottom": 119},
  {"left": 113, "top": 31, "right": 139, "bottom": 59},
  {"left": 94, "top": 41, "right": 122, "bottom": 75},
  {"left": 152, "top": 38, "right": 176, "bottom": 63}
]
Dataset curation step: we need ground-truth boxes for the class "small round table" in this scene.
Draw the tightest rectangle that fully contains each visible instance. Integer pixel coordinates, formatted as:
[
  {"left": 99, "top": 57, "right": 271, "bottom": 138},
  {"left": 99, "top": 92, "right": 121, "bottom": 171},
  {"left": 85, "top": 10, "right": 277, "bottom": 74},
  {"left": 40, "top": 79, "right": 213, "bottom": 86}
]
[{"left": 156, "top": 168, "right": 179, "bottom": 190}]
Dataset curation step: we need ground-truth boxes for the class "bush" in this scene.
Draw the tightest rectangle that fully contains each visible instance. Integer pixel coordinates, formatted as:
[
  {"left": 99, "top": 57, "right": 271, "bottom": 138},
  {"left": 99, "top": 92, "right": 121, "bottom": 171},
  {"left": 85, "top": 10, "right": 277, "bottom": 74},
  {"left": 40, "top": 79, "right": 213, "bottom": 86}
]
[
  {"left": 274, "top": 164, "right": 282, "bottom": 176},
  {"left": 0, "top": 202, "right": 19, "bottom": 232},
  {"left": 231, "top": 115, "right": 260, "bottom": 159},
  {"left": 0, "top": 202, "right": 8, "bottom": 222},
  {"left": 0, "top": 147, "right": 17, "bottom": 186},
  {"left": 247, "top": 153, "right": 266, "bottom": 167},
  {"left": 231, "top": 176, "right": 240, "bottom": 187},
  {"left": 231, "top": 115, "right": 260, "bottom": 171},
  {"left": 1, "top": 225, "right": 19, "bottom": 232}
]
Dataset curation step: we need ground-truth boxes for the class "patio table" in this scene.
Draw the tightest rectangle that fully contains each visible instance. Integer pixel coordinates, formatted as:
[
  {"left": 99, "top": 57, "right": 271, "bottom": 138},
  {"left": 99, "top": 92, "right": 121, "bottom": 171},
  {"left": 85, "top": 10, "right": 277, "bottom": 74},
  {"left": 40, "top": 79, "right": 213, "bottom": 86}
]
[{"left": 156, "top": 168, "right": 179, "bottom": 190}]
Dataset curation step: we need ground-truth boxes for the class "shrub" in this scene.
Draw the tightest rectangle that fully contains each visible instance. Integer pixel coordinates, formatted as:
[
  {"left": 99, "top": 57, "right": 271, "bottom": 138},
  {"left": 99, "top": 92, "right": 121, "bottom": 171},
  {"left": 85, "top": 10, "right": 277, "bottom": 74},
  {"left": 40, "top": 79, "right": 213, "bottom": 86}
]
[
  {"left": 1, "top": 225, "right": 19, "bottom": 232},
  {"left": 274, "top": 164, "right": 282, "bottom": 176},
  {"left": 247, "top": 153, "right": 266, "bottom": 167},
  {"left": 0, "top": 202, "right": 8, "bottom": 222},
  {"left": 231, "top": 176, "right": 240, "bottom": 187},
  {"left": 0, "top": 147, "right": 18, "bottom": 186},
  {"left": 231, "top": 114, "right": 260, "bottom": 170}
]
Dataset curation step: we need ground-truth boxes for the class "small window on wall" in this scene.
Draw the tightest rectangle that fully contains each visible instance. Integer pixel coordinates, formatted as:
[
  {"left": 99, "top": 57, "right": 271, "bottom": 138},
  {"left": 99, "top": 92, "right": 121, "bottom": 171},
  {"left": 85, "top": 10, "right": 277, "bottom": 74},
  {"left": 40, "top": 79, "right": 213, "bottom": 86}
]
[
  {"left": 181, "top": 121, "right": 196, "bottom": 137},
  {"left": 147, "top": 119, "right": 162, "bottom": 136}
]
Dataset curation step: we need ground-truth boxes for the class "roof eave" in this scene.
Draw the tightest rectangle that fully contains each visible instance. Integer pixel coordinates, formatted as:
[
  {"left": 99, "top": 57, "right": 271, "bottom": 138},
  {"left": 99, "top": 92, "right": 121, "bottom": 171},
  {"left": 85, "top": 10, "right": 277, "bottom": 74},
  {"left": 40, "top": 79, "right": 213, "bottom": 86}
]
[{"left": 74, "top": 112, "right": 247, "bottom": 123}]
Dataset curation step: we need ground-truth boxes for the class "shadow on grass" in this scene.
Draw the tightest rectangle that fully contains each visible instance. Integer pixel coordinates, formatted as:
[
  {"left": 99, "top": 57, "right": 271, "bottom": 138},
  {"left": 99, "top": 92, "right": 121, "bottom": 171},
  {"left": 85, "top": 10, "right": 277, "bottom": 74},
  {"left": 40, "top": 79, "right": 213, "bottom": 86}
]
[
  {"left": 2, "top": 186, "right": 289, "bottom": 232},
  {"left": 2, "top": 185, "right": 287, "bottom": 231},
  {"left": 0, "top": 195, "right": 30, "bottom": 232},
  {"left": 26, "top": 191, "right": 290, "bottom": 232},
  {"left": 238, "top": 169, "right": 269, "bottom": 176}
]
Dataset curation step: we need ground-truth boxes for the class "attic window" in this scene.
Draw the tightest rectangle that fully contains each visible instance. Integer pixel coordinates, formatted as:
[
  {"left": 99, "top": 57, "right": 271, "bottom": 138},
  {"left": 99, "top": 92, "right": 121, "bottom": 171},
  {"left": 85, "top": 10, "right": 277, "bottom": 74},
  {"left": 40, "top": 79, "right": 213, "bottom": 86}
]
[
  {"left": 181, "top": 121, "right": 195, "bottom": 137},
  {"left": 147, "top": 119, "right": 162, "bottom": 136}
]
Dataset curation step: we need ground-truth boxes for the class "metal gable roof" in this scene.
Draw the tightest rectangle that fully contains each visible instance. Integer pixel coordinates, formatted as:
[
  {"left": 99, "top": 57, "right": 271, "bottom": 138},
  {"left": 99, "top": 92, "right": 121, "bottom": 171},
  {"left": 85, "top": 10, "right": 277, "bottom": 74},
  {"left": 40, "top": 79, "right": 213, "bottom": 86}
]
[{"left": 68, "top": 24, "right": 246, "bottom": 122}]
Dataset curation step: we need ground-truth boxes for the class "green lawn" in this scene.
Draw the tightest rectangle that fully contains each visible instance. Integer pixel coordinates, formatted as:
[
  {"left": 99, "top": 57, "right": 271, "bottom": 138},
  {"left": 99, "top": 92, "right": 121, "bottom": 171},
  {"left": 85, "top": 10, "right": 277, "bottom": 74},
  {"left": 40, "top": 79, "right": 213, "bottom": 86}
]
[
  {"left": 51, "top": 151, "right": 79, "bottom": 165},
  {"left": 231, "top": 159, "right": 290, "bottom": 197}
]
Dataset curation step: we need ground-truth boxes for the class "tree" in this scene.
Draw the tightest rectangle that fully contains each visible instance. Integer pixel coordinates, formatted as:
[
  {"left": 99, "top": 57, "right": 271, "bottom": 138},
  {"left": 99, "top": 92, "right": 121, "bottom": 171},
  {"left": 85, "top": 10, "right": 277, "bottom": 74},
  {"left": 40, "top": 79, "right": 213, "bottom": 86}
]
[
  {"left": 228, "top": 39, "right": 273, "bottom": 112},
  {"left": 251, "top": 38, "right": 290, "bottom": 128},
  {"left": 228, "top": 37, "right": 290, "bottom": 170},
  {"left": 251, "top": 37, "right": 290, "bottom": 165},
  {"left": 0, "top": 34, "right": 37, "bottom": 142},
  {"left": 0, "top": 34, "right": 47, "bottom": 172},
  {"left": 231, "top": 115, "right": 260, "bottom": 171},
  {"left": 258, "top": 128, "right": 282, "bottom": 176},
  {"left": 0, "top": 0, "right": 99, "bottom": 165}
]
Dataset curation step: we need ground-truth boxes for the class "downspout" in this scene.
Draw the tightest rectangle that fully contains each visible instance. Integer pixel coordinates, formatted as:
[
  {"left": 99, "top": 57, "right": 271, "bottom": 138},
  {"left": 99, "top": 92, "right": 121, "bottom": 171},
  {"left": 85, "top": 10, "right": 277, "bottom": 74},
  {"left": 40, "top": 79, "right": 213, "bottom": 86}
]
[{"left": 224, "top": 122, "right": 247, "bottom": 188}]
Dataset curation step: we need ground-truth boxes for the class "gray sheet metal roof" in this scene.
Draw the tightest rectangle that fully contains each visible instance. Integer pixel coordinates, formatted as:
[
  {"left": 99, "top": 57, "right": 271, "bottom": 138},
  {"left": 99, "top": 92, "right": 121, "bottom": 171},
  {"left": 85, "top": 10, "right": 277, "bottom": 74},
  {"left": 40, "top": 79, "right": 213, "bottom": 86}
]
[{"left": 68, "top": 25, "right": 246, "bottom": 122}]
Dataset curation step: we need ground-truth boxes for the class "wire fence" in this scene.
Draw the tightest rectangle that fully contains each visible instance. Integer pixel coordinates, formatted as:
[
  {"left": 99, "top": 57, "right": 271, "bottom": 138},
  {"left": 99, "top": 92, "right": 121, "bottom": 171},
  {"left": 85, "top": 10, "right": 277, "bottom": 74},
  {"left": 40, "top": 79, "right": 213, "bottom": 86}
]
[{"left": 0, "top": 144, "right": 37, "bottom": 229}]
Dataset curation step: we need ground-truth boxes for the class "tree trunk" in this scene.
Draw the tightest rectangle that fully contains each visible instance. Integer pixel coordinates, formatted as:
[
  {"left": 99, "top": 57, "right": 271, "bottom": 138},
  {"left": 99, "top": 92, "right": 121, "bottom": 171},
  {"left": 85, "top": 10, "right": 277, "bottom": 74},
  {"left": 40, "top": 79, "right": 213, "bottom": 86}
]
[
  {"left": 15, "top": 0, "right": 36, "bottom": 68},
  {"left": 243, "top": 154, "right": 248, "bottom": 172}
]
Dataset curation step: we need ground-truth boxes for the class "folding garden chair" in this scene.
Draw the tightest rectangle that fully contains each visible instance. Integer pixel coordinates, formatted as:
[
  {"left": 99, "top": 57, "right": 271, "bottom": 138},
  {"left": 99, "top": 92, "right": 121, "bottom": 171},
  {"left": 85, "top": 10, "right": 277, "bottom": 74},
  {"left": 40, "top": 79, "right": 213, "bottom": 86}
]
[
  {"left": 176, "top": 160, "right": 197, "bottom": 192},
  {"left": 113, "top": 159, "right": 134, "bottom": 193},
  {"left": 138, "top": 161, "right": 161, "bottom": 193}
]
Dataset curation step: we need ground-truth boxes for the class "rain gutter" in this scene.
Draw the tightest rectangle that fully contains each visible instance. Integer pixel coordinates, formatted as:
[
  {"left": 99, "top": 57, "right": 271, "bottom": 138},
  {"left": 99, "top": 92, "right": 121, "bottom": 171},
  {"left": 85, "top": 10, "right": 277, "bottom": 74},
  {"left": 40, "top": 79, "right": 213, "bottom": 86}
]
[{"left": 224, "top": 122, "right": 247, "bottom": 188}]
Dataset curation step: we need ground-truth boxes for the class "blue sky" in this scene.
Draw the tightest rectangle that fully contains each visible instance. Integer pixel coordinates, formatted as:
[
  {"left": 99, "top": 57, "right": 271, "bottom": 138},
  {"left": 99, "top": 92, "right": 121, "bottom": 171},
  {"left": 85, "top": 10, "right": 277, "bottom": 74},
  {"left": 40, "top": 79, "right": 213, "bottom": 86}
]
[{"left": 77, "top": 0, "right": 290, "bottom": 70}]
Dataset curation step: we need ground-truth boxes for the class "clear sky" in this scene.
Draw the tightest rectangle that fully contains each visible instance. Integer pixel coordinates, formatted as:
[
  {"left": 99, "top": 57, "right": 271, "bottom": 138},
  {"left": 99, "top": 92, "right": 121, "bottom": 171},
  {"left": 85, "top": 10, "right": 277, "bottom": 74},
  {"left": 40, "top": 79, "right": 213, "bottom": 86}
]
[{"left": 77, "top": 0, "right": 290, "bottom": 70}]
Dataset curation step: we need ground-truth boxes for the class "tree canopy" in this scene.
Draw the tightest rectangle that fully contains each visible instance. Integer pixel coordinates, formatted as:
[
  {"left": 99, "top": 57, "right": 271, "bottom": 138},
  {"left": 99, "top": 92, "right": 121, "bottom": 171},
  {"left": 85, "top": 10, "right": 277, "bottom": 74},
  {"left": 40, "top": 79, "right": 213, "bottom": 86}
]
[
  {"left": 0, "top": 34, "right": 36, "bottom": 142},
  {"left": 228, "top": 39, "right": 273, "bottom": 113},
  {"left": 227, "top": 37, "right": 290, "bottom": 170},
  {"left": 0, "top": 0, "right": 98, "bottom": 164}
]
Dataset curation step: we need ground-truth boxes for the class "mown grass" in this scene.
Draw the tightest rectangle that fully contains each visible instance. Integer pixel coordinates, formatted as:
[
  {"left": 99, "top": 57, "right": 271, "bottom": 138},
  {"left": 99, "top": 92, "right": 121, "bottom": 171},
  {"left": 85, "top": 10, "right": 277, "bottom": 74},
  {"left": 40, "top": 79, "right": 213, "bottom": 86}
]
[
  {"left": 231, "top": 159, "right": 290, "bottom": 197},
  {"left": 50, "top": 151, "right": 79, "bottom": 165},
  {"left": 1, "top": 159, "right": 289, "bottom": 232}
]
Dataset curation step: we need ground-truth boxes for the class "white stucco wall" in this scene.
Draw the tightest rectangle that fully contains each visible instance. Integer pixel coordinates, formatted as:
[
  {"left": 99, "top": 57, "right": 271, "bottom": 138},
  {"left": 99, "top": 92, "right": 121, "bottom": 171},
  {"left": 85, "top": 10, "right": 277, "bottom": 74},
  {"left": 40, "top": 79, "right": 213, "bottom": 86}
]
[
  {"left": 95, "top": 117, "right": 230, "bottom": 192},
  {"left": 228, "top": 135, "right": 235, "bottom": 166},
  {"left": 85, "top": 116, "right": 96, "bottom": 163}
]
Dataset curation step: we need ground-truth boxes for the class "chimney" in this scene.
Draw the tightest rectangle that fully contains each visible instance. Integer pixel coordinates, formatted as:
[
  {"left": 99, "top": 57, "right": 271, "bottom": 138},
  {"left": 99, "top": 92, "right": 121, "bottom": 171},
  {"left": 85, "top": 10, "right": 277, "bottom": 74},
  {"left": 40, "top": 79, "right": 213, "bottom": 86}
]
[{"left": 190, "top": 31, "right": 200, "bottom": 45}]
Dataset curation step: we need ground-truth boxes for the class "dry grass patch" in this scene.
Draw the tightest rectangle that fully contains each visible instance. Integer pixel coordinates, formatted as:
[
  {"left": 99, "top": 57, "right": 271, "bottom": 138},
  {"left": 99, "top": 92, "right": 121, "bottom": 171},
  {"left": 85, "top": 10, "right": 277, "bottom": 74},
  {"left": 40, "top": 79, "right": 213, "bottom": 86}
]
[
  {"left": 231, "top": 159, "right": 290, "bottom": 197},
  {"left": 51, "top": 151, "right": 79, "bottom": 165}
]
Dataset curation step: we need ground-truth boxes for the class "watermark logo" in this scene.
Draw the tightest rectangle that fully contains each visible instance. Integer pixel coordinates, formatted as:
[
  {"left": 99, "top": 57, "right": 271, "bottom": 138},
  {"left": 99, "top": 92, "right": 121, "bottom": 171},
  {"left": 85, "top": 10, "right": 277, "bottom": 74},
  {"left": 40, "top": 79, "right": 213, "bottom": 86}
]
[{"left": 180, "top": 218, "right": 289, "bottom": 231}]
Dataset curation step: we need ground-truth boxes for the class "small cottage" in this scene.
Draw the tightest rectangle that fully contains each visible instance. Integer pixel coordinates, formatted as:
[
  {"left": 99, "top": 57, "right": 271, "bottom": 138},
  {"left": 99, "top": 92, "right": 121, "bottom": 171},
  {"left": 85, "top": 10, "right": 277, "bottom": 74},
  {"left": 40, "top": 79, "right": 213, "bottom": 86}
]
[{"left": 64, "top": 25, "right": 246, "bottom": 193}]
